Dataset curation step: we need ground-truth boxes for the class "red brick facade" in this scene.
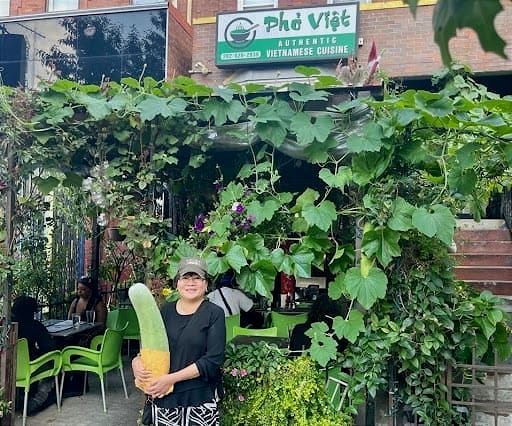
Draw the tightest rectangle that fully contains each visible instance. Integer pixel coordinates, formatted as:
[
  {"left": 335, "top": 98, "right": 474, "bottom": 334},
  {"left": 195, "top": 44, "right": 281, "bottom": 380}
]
[
  {"left": 191, "top": 1, "right": 512, "bottom": 86},
  {"left": 7, "top": 0, "right": 512, "bottom": 86}
]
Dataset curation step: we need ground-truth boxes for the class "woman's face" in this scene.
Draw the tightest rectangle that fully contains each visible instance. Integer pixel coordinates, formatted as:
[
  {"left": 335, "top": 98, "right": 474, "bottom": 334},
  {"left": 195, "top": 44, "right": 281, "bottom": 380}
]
[
  {"left": 176, "top": 273, "right": 207, "bottom": 302},
  {"left": 77, "top": 283, "right": 92, "bottom": 299}
]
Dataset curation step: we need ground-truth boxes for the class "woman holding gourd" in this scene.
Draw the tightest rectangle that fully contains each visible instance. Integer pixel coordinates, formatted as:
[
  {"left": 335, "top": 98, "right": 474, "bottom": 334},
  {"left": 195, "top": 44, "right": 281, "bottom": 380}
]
[{"left": 132, "top": 257, "right": 226, "bottom": 426}]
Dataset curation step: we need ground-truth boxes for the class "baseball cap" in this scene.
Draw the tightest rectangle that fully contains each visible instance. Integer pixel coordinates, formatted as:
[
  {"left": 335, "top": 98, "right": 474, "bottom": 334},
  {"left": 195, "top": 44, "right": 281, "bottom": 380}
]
[{"left": 178, "top": 257, "right": 208, "bottom": 278}]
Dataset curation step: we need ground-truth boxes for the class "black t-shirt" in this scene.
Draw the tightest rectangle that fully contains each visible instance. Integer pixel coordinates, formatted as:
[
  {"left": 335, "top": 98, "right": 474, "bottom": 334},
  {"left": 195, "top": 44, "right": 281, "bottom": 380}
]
[
  {"left": 17, "top": 319, "right": 55, "bottom": 360},
  {"left": 156, "top": 300, "right": 226, "bottom": 409}
]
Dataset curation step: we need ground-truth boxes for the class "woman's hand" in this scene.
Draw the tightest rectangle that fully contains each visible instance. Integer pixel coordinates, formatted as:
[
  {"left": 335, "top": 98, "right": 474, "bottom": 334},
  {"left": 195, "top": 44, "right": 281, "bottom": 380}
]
[
  {"left": 146, "top": 374, "right": 175, "bottom": 399},
  {"left": 132, "top": 355, "right": 151, "bottom": 384}
]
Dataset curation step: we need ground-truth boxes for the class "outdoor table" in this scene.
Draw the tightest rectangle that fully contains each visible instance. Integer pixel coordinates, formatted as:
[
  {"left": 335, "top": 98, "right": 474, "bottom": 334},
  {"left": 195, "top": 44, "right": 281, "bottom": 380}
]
[{"left": 44, "top": 319, "right": 99, "bottom": 338}]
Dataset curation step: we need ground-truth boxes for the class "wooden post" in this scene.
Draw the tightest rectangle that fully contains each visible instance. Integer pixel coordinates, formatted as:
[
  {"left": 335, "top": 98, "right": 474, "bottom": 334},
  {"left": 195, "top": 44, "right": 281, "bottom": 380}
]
[
  {"left": 0, "top": 130, "right": 17, "bottom": 425},
  {"left": 0, "top": 323, "right": 17, "bottom": 426}
]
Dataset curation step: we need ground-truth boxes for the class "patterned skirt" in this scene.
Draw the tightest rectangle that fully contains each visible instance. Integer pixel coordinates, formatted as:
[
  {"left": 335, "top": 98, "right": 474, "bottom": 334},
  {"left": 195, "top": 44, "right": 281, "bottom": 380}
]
[{"left": 153, "top": 400, "right": 219, "bottom": 426}]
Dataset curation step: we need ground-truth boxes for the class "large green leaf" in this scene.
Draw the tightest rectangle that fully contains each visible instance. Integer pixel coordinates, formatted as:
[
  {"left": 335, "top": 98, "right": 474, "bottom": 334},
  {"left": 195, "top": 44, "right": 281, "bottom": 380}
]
[
  {"left": 290, "top": 112, "right": 333, "bottom": 146},
  {"left": 448, "top": 167, "right": 478, "bottom": 195},
  {"left": 238, "top": 260, "right": 276, "bottom": 298},
  {"left": 433, "top": 0, "right": 506, "bottom": 65},
  {"left": 388, "top": 197, "right": 415, "bottom": 232},
  {"left": 302, "top": 200, "right": 337, "bottom": 231},
  {"left": 247, "top": 199, "right": 280, "bottom": 226},
  {"left": 333, "top": 310, "right": 364, "bottom": 343},
  {"left": 306, "top": 322, "right": 338, "bottom": 367},
  {"left": 202, "top": 98, "right": 245, "bottom": 125},
  {"left": 344, "top": 266, "right": 387, "bottom": 310},
  {"left": 328, "top": 273, "right": 346, "bottom": 300},
  {"left": 225, "top": 244, "right": 248, "bottom": 272},
  {"left": 288, "top": 245, "right": 315, "bottom": 278},
  {"left": 347, "top": 122, "right": 384, "bottom": 153},
  {"left": 361, "top": 227, "right": 401, "bottom": 268},
  {"left": 318, "top": 166, "right": 352, "bottom": 192},
  {"left": 412, "top": 205, "right": 455, "bottom": 245},
  {"left": 288, "top": 82, "right": 330, "bottom": 103},
  {"left": 352, "top": 150, "right": 392, "bottom": 186}
]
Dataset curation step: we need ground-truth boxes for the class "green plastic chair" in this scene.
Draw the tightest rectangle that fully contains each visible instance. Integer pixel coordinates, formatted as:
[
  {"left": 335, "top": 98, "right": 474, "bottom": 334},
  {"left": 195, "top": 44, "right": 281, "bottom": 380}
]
[
  {"left": 117, "top": 307, "right": 140, "bottom": 356},
  {"left": 106, "top": 308, "right": 120, "bottom": 330},
  {"left": 225, "top": 314, "right": 240, "bottom": 342},
  {"left": 270, "top": 311, "right": 308, "bottom": 338},
  {"left": 60, "top": 327, "right": 129, "bottom": 412},
  {"left": 16, "top": 338, "right": 62, "bottom": 426},
  {"left": 232, "top": 326, "right": 278, "bottom": 337},
  {"left": 325, "top": 366, "right": 349, "bottom": 412}
]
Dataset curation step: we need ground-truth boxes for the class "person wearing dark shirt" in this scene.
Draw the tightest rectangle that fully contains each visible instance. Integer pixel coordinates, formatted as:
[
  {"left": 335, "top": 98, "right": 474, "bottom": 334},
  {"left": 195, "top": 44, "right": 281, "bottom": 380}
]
[
  {"left": 11, "top": 296, "right": 56, "bottom": 415},
  {"left": 289, "top": 293, "right": 347, "bottom": 353},
  {"left": 132, "top": 257, "right": 225, "bottom": 425}
]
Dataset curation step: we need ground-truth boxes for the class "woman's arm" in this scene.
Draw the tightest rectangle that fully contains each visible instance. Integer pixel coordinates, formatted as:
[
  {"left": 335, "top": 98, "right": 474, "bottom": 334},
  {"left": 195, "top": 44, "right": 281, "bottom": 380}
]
[
  {"left": 145, "top": 363, "right": 200, "bottom": 398},
  {"left": 67, "top": 299, "right": 76, "bottom": 320},
  {"left": 95, "top": 300, "right": 107, "bottom": 326}
]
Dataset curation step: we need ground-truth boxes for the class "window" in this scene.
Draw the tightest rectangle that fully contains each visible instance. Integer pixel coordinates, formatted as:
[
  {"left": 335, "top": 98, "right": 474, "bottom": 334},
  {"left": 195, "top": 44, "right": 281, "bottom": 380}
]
[
  {"left": 0, "top": 0, "right": 9, "bottom": 16},
  {"left": 48, "top": 0, "right": 79, "bottom": 12},
  {"left": 238, "top": 0, "right": 278, "bottom": 11}
]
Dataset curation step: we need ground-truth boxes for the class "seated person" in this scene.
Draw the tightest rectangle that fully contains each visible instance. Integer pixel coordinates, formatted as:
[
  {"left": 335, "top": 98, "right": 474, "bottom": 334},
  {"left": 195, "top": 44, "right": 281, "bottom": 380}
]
[
  {"left": 11, "top": 296, "right": 56, "bottom": 414},
  {"left": 67, "top": 275, "right": 107, "bottom": 330},
  {"left": 289, "top": 293, "right": 347, "bottom": 353},
  {"left": 207, "top": 270, "right": 264, "bottom": 328}
]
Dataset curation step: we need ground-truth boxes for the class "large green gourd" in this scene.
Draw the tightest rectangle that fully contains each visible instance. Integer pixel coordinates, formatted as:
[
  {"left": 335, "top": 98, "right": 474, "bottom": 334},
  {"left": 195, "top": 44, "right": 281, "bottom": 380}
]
[{"left": 129, "top": 282, "right": 172, "bottom": 394}]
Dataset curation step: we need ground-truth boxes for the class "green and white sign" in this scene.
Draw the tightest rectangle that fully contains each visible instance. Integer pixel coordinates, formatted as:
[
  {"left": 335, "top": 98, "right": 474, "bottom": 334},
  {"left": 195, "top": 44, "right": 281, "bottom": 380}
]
[{"left": 216, "top": 4, "right": 359, "bottom": 68}]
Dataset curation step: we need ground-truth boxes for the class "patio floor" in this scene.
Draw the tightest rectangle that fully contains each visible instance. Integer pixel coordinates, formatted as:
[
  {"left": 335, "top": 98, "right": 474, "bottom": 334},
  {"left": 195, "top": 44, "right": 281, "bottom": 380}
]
[{"left": 14, "top": 354, "right": 144, "bottom": 426}]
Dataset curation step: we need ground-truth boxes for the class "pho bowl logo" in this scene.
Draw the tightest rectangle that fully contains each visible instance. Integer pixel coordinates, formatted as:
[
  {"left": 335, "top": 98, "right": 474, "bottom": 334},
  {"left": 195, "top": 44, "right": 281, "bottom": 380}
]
[{"left": 225, "top": 17, "right": 258, "bottom": 49}]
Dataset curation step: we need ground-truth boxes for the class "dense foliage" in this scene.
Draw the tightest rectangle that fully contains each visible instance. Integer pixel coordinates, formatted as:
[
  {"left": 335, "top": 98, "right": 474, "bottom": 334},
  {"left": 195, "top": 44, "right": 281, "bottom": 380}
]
[{"left": 1, "top": 64, "right": 512, "bottom": 423}]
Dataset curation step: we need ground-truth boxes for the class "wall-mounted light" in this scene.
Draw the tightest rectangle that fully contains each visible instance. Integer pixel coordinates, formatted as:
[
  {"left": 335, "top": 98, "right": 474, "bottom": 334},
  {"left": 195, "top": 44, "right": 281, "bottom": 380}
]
[{"left": 84, "top": 24, "right": 96, "bottom": 37}]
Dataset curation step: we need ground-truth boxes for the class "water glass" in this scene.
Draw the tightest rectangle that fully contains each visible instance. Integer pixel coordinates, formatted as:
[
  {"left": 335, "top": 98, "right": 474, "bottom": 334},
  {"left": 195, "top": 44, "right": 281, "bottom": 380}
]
[
  {"left": 72, "top": 313, "right": 81, "bottom": 328},
  {"left": 86, "top": 310, "right": 95, "bottom": 324}
]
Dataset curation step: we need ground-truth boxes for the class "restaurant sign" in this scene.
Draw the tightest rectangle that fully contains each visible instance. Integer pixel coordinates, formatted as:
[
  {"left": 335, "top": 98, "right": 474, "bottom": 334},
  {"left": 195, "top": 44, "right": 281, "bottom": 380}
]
[{"left": 216, "top": 4, "right": 359, "bottom": 68}]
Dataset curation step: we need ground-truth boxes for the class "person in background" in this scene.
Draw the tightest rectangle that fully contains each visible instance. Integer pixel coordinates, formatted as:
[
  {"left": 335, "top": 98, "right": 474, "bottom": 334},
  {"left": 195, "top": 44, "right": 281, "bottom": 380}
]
[
  {"left": 207, "top": 270, "right": 264, "bottom": 328},
  {"left": 11, "top": 295, "right": 56, "bottom": 415},
  {"left": 289, "top": 293, "right": 347, "bottom": 353},
  {"left": 67, "top": 275, "right": 107, "bottom": 329},
  {"left": 132, "top": 257, "right": 225, "bottom": 425}
]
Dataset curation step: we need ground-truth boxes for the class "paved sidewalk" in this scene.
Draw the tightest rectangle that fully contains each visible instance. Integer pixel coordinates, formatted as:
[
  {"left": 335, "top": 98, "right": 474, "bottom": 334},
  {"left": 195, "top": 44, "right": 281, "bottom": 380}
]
[{"left": 14, "top": 356, "right": 144, "bottom": 426}]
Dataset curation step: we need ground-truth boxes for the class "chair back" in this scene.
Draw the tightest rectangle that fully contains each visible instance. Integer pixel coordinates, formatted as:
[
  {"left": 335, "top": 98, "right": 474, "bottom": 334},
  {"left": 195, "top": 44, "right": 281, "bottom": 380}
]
[
  {"left": 233, "top": 326, "right": 278, "bottom": 337},
  {"left": 325, "top": 366, "right": 349, "bottom": 411},
  {"left": 270, "top": 311, "right": 308, "bottom": 337},
  {"left": 100, "top": 328, "right": 125, "bottom": 367},
  {"left": 117, "top": 307, "right": 140, "bottom": 338},
  {"left": 225, "top": 314, "right": 240, "bottom": 342},
  {"left": 106, "top": 309, "right": 120, "bottom": 330},
  {"left": 16, "top": 338, "right": 31, "bottom": 382}
]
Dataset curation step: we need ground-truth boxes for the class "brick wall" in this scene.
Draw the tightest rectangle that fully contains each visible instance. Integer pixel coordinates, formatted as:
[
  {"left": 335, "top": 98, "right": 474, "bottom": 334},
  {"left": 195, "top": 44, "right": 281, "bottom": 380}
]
[
  {"left": 168, "top": 5, "right": 193, "bottom": 78},
  {"left": 191, "top": 1, "right": 512, "bottom": 86}
]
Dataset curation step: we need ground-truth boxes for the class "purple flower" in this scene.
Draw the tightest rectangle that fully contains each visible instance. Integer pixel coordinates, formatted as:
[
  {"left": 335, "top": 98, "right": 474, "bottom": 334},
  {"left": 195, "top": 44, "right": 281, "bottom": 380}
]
[
  {"left": 230, "top": 368, "right": 238, "bottom": 377},
  {"left": 238, "top": 395, "right": 245, "bottom": 402},
  {"left": 247, "top": 214, "right": 256, "bottom": 222},
  {"left": 240, "top": 369, "right": 247, "bottom": 377},
  {"left": 231, "top": 202, "right": 244, "bottom": 214},
  {"left": 193, "top": 218, "right": 205, "bottom": 232},
  {"left": 214, "top": 182, "right": 223, "bottom": 192}
]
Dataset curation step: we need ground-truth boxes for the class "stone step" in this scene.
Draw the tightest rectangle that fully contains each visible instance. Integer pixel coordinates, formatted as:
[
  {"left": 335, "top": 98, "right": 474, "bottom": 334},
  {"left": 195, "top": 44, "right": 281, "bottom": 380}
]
[
  {"left": 454, "top": 240, "right": 512, "bottom": 255},
  {"left": 464, "top": 281, "right": 512, "bottom": 296},
  {"left": 456, "top": 218, "right": 508, "bottom": 230},
  {"left": 453, "top": 266, "right": 512, "bottom": 281},
  {"left": 454, "top": 228, "right": 512, "bottom": 242},
  {"left": 451, "top": 253, "right": 512, "bottom": 267}
]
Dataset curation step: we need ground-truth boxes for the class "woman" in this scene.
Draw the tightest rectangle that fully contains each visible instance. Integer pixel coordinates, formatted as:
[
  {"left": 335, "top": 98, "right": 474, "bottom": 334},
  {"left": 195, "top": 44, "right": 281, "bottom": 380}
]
[
  {"left": 207, "top": 270, "right": 263, "bottom": 328},
  {"left": 12, "top": 296, "right": 57, "bottom": 414},
  {"left": 132, "top": 257, "right": 226, "bottom": 426},
  {"left": 67, "top": 276, "right": 107, "bottom": 328}
]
